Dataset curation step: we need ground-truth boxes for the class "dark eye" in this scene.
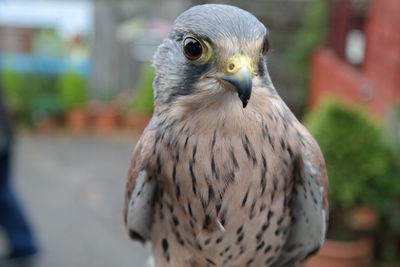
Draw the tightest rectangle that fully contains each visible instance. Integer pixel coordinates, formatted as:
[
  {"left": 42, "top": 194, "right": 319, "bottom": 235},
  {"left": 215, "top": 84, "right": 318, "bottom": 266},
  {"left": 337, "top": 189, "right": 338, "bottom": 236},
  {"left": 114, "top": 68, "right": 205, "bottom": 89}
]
[
  {"left": 262, "top": 38, "right": 269, "bottom": 56},
  {"left": 183, "top": 37, "right": 203, "bottom": 60}
]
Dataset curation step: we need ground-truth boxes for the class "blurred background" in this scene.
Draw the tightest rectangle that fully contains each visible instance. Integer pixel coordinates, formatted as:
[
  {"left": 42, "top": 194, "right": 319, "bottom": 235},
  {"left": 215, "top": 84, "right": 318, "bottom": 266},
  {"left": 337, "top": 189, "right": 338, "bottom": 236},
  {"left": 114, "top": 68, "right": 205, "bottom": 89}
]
[{"left": 0, "top": 0, "right": 399, "bottom": 266}]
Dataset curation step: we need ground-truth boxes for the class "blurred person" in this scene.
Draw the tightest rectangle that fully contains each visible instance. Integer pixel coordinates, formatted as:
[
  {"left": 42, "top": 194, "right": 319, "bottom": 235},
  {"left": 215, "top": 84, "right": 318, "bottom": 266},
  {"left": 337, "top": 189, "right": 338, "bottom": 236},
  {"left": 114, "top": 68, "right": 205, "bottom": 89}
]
[{"left": 0, "top": 89, "right": 38, "bottom": 265}]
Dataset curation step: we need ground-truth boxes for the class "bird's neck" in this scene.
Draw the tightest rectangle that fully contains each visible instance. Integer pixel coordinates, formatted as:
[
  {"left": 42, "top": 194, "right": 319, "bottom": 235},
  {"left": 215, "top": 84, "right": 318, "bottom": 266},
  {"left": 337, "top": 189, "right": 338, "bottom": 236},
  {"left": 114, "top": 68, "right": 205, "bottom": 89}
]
[{"left": 156, "top": 87, "right": 288, "bottom": 135}]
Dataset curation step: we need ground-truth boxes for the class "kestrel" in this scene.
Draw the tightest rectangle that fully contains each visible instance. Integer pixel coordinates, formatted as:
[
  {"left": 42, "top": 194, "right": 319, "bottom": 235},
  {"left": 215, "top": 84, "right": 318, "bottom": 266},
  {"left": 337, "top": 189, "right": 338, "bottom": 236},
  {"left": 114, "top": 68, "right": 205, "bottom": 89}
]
[{"left": 124, "top": 4, "right": 328, "bottom": 267}]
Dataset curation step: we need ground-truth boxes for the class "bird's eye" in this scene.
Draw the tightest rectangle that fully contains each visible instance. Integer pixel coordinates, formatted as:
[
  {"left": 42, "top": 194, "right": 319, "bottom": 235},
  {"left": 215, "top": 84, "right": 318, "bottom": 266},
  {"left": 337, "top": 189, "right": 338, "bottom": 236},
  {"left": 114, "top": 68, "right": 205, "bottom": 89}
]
[
  {"left": 262, "top": 38, "right": 269, "bottom": 56},
  {"left": 183, "top": 37, "right": 203, "bottom": 61}
]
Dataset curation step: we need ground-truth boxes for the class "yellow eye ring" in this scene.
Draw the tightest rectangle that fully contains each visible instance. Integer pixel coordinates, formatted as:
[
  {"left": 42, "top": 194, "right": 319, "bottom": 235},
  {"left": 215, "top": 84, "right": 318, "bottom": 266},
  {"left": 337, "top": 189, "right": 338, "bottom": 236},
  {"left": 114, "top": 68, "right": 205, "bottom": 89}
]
[{"left": 182, "top": 35, "right": 212, "bottom": 64}]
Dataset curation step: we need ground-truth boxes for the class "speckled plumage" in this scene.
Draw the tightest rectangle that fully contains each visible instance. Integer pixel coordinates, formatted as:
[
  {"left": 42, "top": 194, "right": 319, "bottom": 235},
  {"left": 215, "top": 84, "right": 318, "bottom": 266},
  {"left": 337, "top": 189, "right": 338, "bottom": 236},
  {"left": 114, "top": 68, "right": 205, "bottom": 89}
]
[{"left": 124, "top": 4, "right": 328, "bottom": 267}]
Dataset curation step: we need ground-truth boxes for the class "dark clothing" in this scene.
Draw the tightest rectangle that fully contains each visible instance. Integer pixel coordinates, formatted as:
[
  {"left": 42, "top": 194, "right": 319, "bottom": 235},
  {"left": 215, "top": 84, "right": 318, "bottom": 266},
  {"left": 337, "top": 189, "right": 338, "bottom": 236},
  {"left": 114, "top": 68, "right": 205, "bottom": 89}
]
[{"left": 0, "top": 91, "right": 38, "bottom": 258}]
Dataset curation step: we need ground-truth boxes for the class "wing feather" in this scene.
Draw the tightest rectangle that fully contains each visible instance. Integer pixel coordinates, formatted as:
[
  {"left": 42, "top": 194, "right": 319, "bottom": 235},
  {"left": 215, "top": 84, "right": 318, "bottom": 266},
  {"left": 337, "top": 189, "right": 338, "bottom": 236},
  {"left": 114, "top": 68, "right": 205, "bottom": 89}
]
[
  {"left": 124, "top": 130, "right": 156, "bottom": 243},
  {"left": 273, "top": 128, "right": 328, "bottom": 267}
]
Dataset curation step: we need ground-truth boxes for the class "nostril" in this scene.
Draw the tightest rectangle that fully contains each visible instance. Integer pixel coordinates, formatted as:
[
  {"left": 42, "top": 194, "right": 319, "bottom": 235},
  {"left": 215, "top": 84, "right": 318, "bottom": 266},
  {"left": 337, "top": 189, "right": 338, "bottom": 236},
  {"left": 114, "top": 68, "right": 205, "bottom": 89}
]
[{"left": 228, "top": 63, "right": 235, "bottom": 71}]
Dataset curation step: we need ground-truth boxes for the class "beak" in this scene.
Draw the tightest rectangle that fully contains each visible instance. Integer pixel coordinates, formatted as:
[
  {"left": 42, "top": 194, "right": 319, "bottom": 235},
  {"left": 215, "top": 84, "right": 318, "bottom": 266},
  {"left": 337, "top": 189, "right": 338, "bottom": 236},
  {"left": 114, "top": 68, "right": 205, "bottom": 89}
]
[{"left": 219, "top": 55, "right": 254, "bottom": 108}]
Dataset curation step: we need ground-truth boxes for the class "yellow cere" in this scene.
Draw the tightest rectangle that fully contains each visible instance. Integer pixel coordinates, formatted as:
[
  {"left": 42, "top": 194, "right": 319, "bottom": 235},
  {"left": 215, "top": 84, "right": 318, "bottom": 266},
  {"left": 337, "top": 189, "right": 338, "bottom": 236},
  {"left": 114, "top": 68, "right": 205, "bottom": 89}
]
[{"left": 225, "top": 55, "right": 255, "bottom": 75}]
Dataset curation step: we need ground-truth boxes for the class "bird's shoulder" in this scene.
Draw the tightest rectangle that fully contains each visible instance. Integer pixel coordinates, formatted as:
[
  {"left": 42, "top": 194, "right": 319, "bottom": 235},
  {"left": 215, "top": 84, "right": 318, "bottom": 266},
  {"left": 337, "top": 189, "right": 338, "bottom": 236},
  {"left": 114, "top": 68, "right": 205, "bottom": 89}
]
[{"left": 124, "top": 125, "right": 157, "bottom": 223}]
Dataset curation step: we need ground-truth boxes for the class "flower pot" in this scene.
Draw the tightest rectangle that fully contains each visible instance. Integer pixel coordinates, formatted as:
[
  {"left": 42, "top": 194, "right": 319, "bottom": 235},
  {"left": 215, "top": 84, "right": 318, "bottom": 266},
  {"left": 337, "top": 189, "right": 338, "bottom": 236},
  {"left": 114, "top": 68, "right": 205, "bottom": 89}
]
[
  {"left": 65, "top": 108, "right": 88, "bottom": 133},
  {"left": 123, "top": 112, "right": 151, "bottom": 133},
  {"left": 92, "top": 106, "right": 119, "bottom": 134},
  {"left": 303, "top": 238, "right": 373, "bottom": 267}
]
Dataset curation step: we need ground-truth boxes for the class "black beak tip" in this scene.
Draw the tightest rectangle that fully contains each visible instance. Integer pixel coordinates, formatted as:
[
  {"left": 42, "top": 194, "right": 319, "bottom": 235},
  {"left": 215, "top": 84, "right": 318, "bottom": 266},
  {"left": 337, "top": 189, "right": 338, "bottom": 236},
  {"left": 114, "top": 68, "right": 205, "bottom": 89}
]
[{"left": 241, "top": 99, "right": 248, "bottom": 108}]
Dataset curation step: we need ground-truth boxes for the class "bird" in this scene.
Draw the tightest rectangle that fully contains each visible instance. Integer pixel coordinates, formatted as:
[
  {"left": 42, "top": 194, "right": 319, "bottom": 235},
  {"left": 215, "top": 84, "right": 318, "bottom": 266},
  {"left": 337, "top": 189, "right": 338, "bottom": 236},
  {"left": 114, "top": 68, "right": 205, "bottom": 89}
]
[{"left": 124, "top": 4, "right": 328, "bottom": 267}]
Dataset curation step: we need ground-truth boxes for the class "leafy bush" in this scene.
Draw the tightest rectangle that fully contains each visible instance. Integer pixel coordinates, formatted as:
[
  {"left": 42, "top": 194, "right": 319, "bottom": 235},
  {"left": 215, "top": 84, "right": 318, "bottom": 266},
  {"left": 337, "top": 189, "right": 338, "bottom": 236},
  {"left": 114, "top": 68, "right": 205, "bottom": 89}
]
[
  {"left": 305, "top": 99, "right": 398, "bottom": 214},
  {"left": 58, "top": 71, "right": 88, "bottom": 111},
  {"left": 1, "top": 70, "right": 61, "bottom": 124},
  {"left": 130, "top": 64, "right": 154, "bottom": 114},
  {"left": 28, "top": 74, "right": 61, "bottom": 123},
  {"left": 1, "top": 68, "right": 23, "bottom": 113}
]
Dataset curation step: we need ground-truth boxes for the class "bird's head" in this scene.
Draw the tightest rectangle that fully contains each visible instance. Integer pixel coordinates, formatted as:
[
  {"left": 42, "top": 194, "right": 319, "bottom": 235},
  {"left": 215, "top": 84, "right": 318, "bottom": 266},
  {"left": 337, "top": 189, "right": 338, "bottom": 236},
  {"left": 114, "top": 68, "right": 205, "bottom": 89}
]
[{"left": 153, "top": 4, "right": 272, "bottom": 111}]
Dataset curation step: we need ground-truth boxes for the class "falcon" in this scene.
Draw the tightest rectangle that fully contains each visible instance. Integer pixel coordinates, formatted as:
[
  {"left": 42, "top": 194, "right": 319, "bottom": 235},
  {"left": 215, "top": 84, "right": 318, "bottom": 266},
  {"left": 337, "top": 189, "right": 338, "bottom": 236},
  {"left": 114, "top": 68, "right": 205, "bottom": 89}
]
[{"left": 124, "top": 4, "right": 328, "bottom": 267}]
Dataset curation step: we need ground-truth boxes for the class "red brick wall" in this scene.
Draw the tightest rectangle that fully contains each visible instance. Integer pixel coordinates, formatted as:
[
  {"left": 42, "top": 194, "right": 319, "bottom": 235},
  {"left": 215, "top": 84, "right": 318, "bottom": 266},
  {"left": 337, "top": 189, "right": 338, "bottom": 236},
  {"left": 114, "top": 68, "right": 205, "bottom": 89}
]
[
  {"left": 309, "top": 0, "right": 400, "bottom": 116},
  {"left": 364, "top": 0, "right": 400, "bottom": 115},
  {"left": 309, "top": 48, "right": 368, "bottom": 108}
]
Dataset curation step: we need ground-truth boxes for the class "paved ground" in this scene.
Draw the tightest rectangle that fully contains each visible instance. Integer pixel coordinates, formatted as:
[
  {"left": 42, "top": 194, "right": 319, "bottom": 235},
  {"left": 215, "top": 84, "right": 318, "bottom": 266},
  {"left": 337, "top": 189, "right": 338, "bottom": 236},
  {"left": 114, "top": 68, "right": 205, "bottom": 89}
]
[{"left": 6, "top": 134, "right": 151, "bottom": 267}]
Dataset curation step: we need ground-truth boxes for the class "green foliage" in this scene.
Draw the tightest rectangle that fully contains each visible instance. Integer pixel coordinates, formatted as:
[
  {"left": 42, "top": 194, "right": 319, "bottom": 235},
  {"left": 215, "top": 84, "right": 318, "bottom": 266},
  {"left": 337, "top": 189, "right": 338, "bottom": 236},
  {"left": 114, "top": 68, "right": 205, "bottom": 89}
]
[
  {"left": 289, "top": 0, "right": 329, "bottom": 112},
  {"left": 305, "top": 99, "right": 398, "bottom": 214},
  {"left": 58, "top": 71, "right": 88, "bottom": 111},
  {"left": 1, "top": 68, "right": 23, "bottom": 112},
  {"left": 130, "top": 64, "right": 154, "bottom": 114},
  {"left": 1, "top": 70, "right": 61, "bottom": 124}
]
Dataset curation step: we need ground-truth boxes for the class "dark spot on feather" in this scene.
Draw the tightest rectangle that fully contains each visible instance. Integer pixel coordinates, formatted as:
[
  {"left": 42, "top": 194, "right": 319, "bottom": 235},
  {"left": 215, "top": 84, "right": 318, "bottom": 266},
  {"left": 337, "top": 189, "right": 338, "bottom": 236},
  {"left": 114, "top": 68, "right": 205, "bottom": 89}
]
[
  {"left": 188, "top": 202, "right": 194, "bottom": 219},
  {"left": 172, "top": 164, "right": 177, "bottom": 183},
  {"left": 287, "top": 146, "right": 293, "bottom": 159},
  {"left": 172, "top": 216, "right": 179, "bottom": 226},
  {"left": 211, "top": 154, "right": 220, "bottom": 180},
  {"left": 192, "top": 142, "right": 198, "bottom": 163},
  {"left": 225, "top": 171, "right": 235, "bottom": 183},
  {"left": 230, "top": 148, "right": 239, "bottom": 169},
  {"left": 208, "top": 184, "right": 215, "bottom": 202},
  {"left": 242, "top": 134, "right": 257, "bottom": 164},
  {"left": 184, "top": 135, "right": 189, "bottom": 149},
  {"left": 280, "top": 137, "right": 286, "bottom": 150},
  {"left": 219, "top": 207, "right": 227, "bottom": 227},
  {"left": 267, "top": 211, "right": 274, "bottom": 221},
  {"left": 266, "top": 256, "right": 274, "bottom": 264},
  {"left": 264, "top": 245, "right": 272, "bottom": 254},
  {"left": 256, "top": 231, "right": 263, "bottom": 243},
  {"left": 257, "top": 241, "right": 265, "bottom": 250},
  {"left": 236, "top": 232, "right": 244, "bottom": 244},
  {"left": 239, "top": 245, "right": 245, "bottom": 255},
  {"left": 215, "top": 201, "right": 222, "bottom": 214},
  {"left": 156, "top": 154, "right": 162, "bottom": 174},
  {"left": 262, "top": 222, "right": 269, "bottom": 231},
  {"left": 241, "top": 187, "right": 250, "bottom": 208},
  {"left": 211, "top": 129, "right": 217, "bottom": 149},
  {"left": 189, "top": 161, "right": 197, "bottom": 195},
  {"left": 162, "top": 238, "right": 168, "bottom": 251},
  {"left": 175, "top": 183, "right": 181, "bottom": 200},
  {"left": 260, "top": 202, "right": 267, "bottom": 213},
  {"left": 203, "top": 214, "right": 211, "bottom": 230},
  {"left": 277, "top": 216, "right": 284, "bottom": 226},
  {"left": 249, "top": 197, "right": 257, "bottom": 219},
  {"left": 206, "top": 258, "right": 216, "bottom": 265}
]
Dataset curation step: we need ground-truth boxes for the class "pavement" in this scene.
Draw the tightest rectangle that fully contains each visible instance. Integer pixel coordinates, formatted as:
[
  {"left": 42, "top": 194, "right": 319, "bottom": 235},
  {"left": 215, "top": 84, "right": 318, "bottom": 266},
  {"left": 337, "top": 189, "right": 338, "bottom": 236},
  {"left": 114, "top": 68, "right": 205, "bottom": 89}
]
[{"left": 2, "top": 134, "right": 151, "bottom": 267}]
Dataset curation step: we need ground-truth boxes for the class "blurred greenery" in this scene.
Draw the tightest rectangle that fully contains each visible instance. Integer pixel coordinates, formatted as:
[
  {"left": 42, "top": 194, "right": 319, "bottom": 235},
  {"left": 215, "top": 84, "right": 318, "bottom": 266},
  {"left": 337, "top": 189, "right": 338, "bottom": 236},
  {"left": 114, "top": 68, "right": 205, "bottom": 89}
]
[
  {"left": 1, "top": 68, "right": 23, "bottom": 113},
  {"left": 130, "top": 64, "right": 154, "bottom": 114},
  {"left": 289, "top": 0, "right": 329, "bottom": 113},
  {"left": 305, "top": 99, "right": 399, "bottom": 215},
  {"left": 1, "top": 69, "right": 61, "bottom": 125},
  {"left": 58, "top": 70, "right": 88, "bottom": 111}
]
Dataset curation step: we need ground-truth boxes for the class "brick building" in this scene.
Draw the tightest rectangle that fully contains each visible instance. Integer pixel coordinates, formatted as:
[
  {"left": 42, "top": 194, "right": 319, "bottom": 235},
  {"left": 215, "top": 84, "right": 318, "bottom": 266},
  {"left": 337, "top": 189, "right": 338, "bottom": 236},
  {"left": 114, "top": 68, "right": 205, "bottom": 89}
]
[{"left": 309, "top": 0, "right": 400, "bottom": 117}]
